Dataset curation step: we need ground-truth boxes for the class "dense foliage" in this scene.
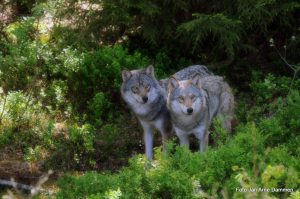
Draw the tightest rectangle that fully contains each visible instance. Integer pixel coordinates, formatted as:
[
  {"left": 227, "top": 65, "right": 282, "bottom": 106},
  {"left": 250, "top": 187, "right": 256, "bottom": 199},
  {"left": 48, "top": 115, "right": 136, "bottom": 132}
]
[
  {"left": 56, "top": 78, "right": 300, "bottom": 198},
  {"left": 0, "top": 0, "right": 299, "bottom": 198}
]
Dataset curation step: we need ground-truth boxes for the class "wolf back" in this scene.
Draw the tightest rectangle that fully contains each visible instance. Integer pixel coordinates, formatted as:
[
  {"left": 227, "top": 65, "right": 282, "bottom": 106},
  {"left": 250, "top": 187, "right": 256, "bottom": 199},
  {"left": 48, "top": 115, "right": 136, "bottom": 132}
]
[
  {"left": 159, "top": 65, "right": 212, "bottom": 90},
  {"left": 198, "top": 75, "right": 234, "bottom": 132}
]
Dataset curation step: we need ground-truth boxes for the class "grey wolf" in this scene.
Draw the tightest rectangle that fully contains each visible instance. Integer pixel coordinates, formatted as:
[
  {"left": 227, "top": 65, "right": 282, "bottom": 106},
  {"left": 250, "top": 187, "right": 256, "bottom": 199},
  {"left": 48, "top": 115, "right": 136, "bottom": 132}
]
[
  {"left": 121, "top": 65, "right": 211, "bottom": 160},
  {"left": 159, "top": 65, "right": 213, "bottom": 91},
  {"left": 167, "top": 74, "right": 234, "bottom": 152},
  {"left": 121, "top": 65, "right": 172, "bottom": 160}
]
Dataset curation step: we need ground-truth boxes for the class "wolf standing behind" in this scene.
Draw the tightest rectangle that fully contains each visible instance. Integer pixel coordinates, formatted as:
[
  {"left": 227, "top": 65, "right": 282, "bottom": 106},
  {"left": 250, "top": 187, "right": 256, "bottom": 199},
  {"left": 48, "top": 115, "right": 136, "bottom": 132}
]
[
  {"left": 167, "top": 74, "right": 234, "bottom": 152},
  {"left": 159, "top": 65, "right": 213, "bottom": 91},
  {"left": 121, "top": 65, "right": 173, "bottom": 160}
]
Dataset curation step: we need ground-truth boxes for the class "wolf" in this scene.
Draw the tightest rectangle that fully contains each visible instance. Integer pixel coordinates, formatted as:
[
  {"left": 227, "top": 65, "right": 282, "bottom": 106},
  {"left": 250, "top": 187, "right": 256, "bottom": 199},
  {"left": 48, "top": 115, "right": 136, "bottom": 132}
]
[
  {"left": 121, "top": 65, "right": 172, "bottom": 160},
  {"left": 121, "top": 65, "right": 211, "bottom": 160},
  {"left": 167, "top": 74, "right": 234, "bottom": 152},
  {"left": 159, "top": 65, "right": 213, "bottom": 91}
]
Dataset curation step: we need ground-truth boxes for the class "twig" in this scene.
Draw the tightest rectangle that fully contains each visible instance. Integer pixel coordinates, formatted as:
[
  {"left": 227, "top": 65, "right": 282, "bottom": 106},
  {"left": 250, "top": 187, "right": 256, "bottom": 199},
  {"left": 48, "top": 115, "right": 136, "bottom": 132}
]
[
  {"left": 272, "top": 44, "right": 300, "bottom": 95},
  {"left": 273, "top": 46, "right": 297, "bottom": 71},
  {"left": 288, "top": 67, "right": 300, "bottom": 95},
  {"left": 0, "top": 170, "right": 53, "bottom": 197},
  {"left": 0, "top": 179, "right": 33, "bottom": 192}
]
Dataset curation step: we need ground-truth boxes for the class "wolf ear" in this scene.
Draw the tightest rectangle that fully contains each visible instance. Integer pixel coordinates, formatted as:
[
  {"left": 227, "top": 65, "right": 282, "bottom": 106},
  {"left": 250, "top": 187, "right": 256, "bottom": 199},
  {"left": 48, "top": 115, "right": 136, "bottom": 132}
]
[
  {"left": 145, "top": 65, "right": 154, "bottom": 77},
  {"left": 191, "top": 74, "right": 202, "bottom": 88},
  {"left": 122, "top": 70, "right": 132, "bottom": 82},
  {"left": 168, "top": 77, "right": 179, "bottom": 92}
]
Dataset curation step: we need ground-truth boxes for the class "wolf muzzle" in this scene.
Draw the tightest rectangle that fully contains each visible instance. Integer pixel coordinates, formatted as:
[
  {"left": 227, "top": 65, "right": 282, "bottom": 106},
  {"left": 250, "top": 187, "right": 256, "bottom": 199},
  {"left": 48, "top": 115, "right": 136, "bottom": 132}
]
[
  {"left": 187, "top": 108, "right": 193, "bottom": 115},
  {"left": 142, "top": 96, "right": 148, "bottom": 103}
]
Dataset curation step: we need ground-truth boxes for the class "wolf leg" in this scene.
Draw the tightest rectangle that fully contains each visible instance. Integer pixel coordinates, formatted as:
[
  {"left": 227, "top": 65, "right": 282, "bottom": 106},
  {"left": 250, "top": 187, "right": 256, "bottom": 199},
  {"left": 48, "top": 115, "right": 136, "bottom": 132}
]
[
  {"left": 161, "top": 132, "right": 168, "bottom": 152},
  {"left": 140, "top": 121, "right": 154, "bottom": 160},
  {"left": 144, "top": 128, "right": 154, "bottom": 160},
  {"left": 223, "top": 117, "right": 232, "bottom": 133},
  {"left": 216, "top": 113, "right": 232, "bottom": 133},
  {"left": 194, "top": 125, "right": 208, "bottom": 152},
  {"left": 154, "top": 115, "right": 173, "bottom": 153},
  {"left": 199, "top": 131, "right": 209, "bottom": 152},
  {"left": 175, "top": 128, "right": 190, "bottom": 148},
  {"left": 179, "top": 135, "right": 190, "bottom": 147}
]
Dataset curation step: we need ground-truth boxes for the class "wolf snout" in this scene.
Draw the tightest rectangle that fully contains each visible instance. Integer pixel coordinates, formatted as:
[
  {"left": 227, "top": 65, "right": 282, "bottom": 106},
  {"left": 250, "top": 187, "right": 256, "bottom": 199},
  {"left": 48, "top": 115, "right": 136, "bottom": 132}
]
[
  {"left": 187, "top": 108, "right": 193, "bottom": 115},
  {"left": 142, "top": 96, "right": 148, "bottom": 103}
]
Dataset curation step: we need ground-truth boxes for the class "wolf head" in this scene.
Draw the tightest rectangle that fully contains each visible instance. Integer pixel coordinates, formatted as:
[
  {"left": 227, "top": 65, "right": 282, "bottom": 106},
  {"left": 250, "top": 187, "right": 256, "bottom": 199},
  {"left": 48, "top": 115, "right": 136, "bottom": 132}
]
[
  {"left": 167, "top": 74, "right": 207, "bottom": 117},
  {"left": 121, "top": 65, "right": 163, "bottom": 107}
]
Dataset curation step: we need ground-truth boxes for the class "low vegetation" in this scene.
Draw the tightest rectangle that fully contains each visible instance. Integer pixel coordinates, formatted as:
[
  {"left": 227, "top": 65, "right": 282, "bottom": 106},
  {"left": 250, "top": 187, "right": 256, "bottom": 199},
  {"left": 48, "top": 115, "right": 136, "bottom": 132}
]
[{"left": 0, "top": 0, "right": 299, "bottom": 198}]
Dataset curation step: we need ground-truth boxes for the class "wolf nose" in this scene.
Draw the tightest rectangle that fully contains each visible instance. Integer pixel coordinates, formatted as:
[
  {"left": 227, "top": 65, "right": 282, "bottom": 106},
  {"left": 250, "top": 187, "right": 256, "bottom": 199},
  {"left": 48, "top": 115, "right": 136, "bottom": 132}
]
[
  {"left": 187, "top": 108, "right": 193, "bottom": 114},
  {"left": 142, "top": 96, "right": 148, "bottom": 103}
]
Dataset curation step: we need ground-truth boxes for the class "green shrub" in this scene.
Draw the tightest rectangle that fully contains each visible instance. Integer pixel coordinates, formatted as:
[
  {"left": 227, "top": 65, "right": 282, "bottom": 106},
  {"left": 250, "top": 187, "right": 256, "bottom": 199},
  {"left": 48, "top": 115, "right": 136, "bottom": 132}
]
[
  {"left": 0, "top": 23, "right": 153, "bottom": 170},
  {"left": 93, "top": 118, "right": 142, "bottom": 169},
  {"left": 250, "top": 73, "right": 300, "bottom": 102},
  {"left": 48, "top": 123, "right": 96, "bottom": 170},
  {"left": 1, "top": 2, "right": 300, "bottom": 197},
  {"left": 258, "top": 90, "right": 300, "bottom": 150},
  {"left": 57, "top": 172, "right": 120, "bottom": 199},
  {"left": 67, "top": 45, "right": 149, "bottom": 114},
  {"left": 56, "top": 123, "right": 264, "bottom": 198},
  {"left": 57, "top": 107, "right": 300, "bottom": 198},
  {"left": 237, "top": 73, "right": 300, "bottom": 123},
  {"left": 88, "top": 92, "right": 111, "bottom": 127},
  {"left": 42, "top": 80, "right": 69, "bottom": 111},
  {"left": 0, "top": 91, "right": 50, "bottom": 149}
]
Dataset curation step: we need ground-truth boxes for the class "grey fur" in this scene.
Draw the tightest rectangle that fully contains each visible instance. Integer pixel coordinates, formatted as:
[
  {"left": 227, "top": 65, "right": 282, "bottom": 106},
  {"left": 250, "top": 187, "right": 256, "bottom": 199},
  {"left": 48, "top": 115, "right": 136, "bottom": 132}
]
[
  {"left": 167, "top": 74, "right": 234, "bottom": 152},
  {"left": 121, "top": 65, "right": 213, "bottom": 159},
  {"left": 159, "top": 65, "right": 212, "bottom": 91},
  {"left": 121, "top": 65, "right": 172, "bottom": 160},
  {"left": 173, "top": 65, "right": 213, "bottom": 79},
  {"left": 198, "top": 75, "right": 234, "bottom": 132}
]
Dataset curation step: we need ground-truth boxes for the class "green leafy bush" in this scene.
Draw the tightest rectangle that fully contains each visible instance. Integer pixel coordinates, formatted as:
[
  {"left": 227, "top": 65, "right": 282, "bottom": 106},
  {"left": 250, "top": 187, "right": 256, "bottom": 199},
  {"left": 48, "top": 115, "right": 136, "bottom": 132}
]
[
  {"left": 46, "top": 123, "right": 96, "bottom": 170},
  {"left": 57, "top": 86, "right": 300, "bottom": 198},
  {"left": 237, "top": 73, "right": 300, "bottom": 123},
  {"left": 259, "top": 90, "right": 300, "bottom": 151},
  {"left": 0, "top": 19, "right": 151, "bottom": 170},
  {"left": 57, "top": 172, "right": 120, "bottom": 199},
  {"left": 67, "top": 45, "right": 149, "bottom": 114},
  {"left": 250, "top": 73, "right": 300, "bottom": 102},
  {"left": 0, "top": 91, "right": 49, "bottom": 149},
  {"left": 1, "top": 2, "right": 299, "bottom": 197},
  {"left": 88, "top": 92, "right": 111, "bottom": 127},
  {"left": 55, "top": 124, "right": 261, "bottom": 198},
  {"left": 0, "top": 90, "right": 97, "bottom": 170}
]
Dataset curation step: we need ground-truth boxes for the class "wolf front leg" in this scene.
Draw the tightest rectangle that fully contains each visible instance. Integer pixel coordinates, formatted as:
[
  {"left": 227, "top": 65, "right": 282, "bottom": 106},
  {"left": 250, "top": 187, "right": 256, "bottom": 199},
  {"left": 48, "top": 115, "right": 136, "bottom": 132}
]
[
  {"left": 179, "top": 134, "right": 190, "bottom": 147},
  {"left": 155, "top": 117, "right": 173, "bottom": 152},
  {"left": 199, "top": 132, "right": 209, "bottom": 152},
  {"left": 140, "top": 120, "right": 154, "bottom": 160},
  {"left": 194, "top": 125, "right": 209, "bottom": 152},
  {"left": 175, "top": 127, "right": 190, "bottom": 148}
]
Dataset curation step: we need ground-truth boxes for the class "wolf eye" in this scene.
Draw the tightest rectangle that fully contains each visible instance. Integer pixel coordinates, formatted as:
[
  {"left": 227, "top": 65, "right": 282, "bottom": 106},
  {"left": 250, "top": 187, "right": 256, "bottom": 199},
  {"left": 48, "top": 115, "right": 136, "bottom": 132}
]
[
  {"left": 178, "top": 96, "right": 184, "bottom": 103},
  {"left": 131, "top": 86, "right": 139, "bottom": 94},
  {"left": 190, "top": 95, "right": 196, "bottom": 101},
  {"left": 145, "top": 84, "right": 151, "bottom": 91}
]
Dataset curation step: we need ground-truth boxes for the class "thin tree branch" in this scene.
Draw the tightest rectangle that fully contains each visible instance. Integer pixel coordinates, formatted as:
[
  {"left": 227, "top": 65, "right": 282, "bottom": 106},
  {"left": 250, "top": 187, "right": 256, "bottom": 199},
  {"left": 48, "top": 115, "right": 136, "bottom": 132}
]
[{"left": 273, "top": 46, "right": 297, "bottom": 71}]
